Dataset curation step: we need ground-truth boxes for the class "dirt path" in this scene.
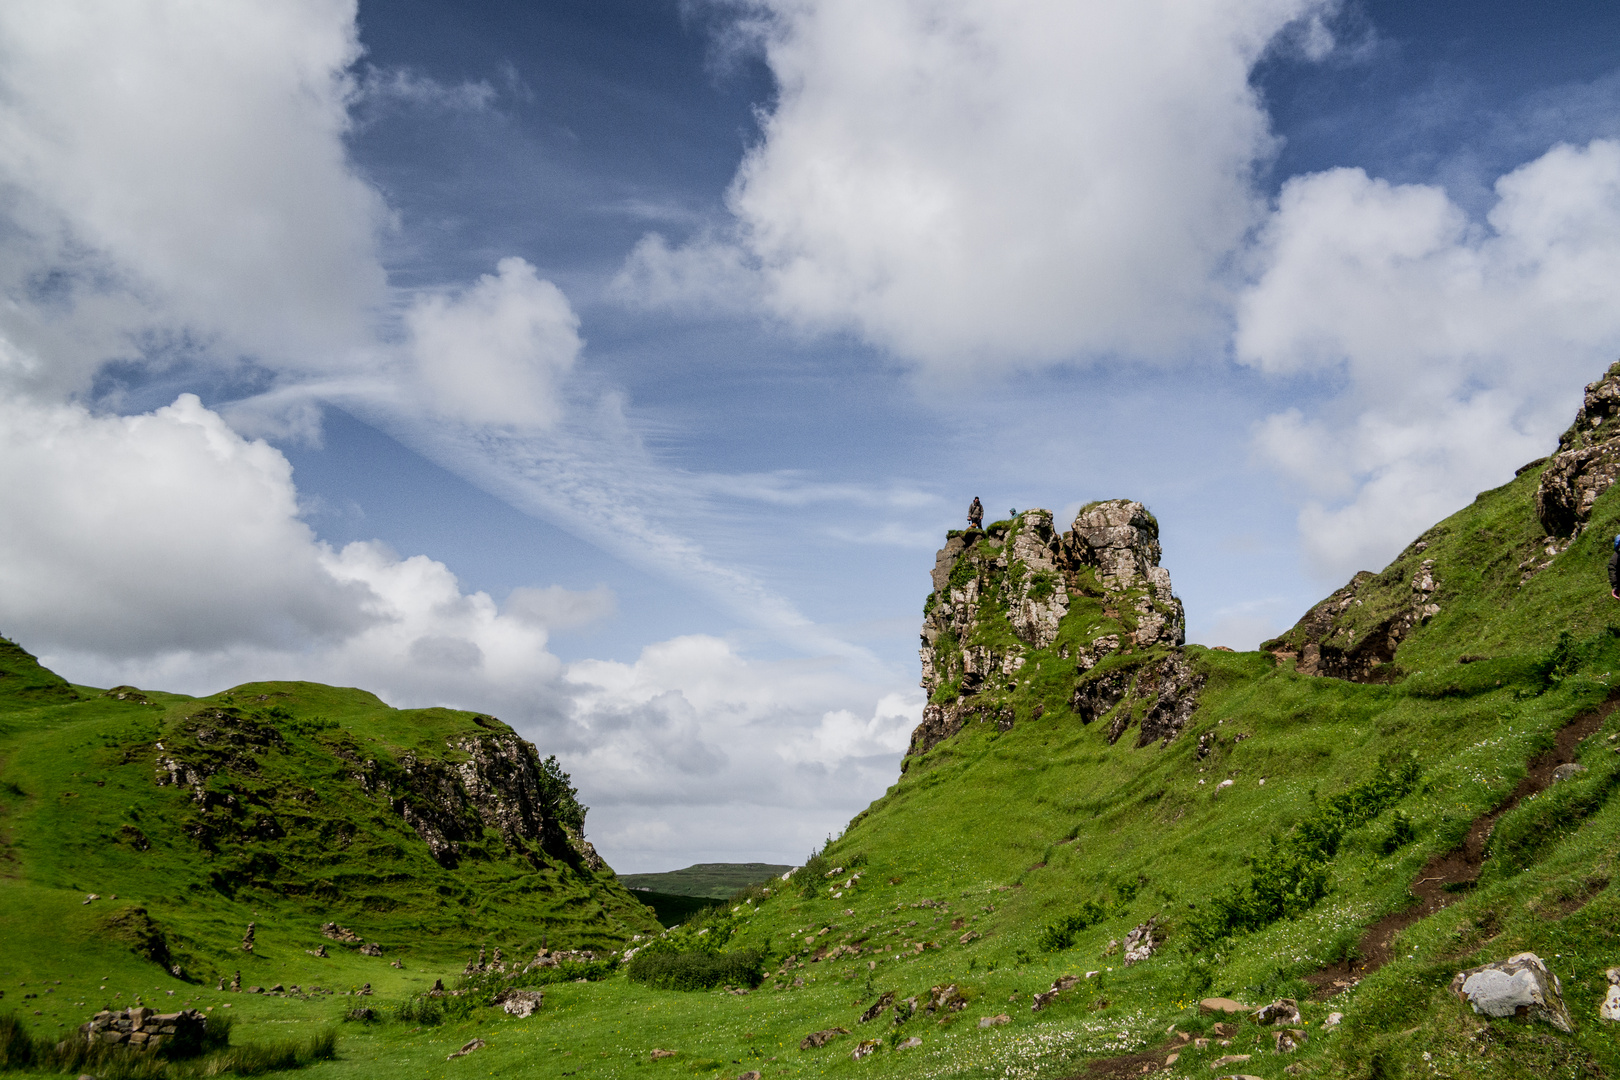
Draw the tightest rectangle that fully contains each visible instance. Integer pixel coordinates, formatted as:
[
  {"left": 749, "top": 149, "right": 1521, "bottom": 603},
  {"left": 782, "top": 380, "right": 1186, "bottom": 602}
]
[{"left": 1306, "top": 693, "right": 1615, "bottom": 998}]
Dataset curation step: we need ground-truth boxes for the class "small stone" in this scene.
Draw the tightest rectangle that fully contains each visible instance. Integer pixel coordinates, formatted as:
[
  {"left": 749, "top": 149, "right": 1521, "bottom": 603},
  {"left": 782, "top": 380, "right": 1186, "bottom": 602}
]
[
  {"left": 445, "top": 1038, "right": 485, "bottom": 1061},
  {"left": 1199, "top": 997, "right": 1253, "bottom": 1015},
  {"left": 1210, "top": 1022, "right": 1235, "bottom": 1037},
  {"left": 1209, "top": 1054, "right": 1251, "bottom": 1068},
  {"left": 1274, "top": 1028, "right": 1307, "bottom": 1053},
  {"left": 1031, "top": 990, "right": 1058, "bottom": 1012},
  {"left": 1323, "top": 1012, "right": 1342, "bottom": 1028},
  {"left": 800, "top": 1027, "right": 850, "bottom": 1050},
  {"left": 897, "top": 1037, "right": 922, "bottom": 1049},
  {"left": 978, "top": 1013, "right": 1010, "bottom": 1028},
  {"left": 1551, "top": 763, "right": 1588, "bottom": 783},
  {"left": 1252, "top": 998, "right": 1301, "bottom": 1026},
  {"left": 649, "top": 1049, "right": 676, "bottom": 1060},
  {"left": 851, "top": 1038, "right": 880, "bottom": 1060}
]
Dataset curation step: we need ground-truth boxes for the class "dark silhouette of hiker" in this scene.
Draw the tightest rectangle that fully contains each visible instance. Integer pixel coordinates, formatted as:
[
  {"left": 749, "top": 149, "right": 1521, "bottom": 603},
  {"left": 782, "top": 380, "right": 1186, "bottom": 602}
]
[
  {"left": 968, "top": 497, "right": 983, "bottom": 530},
  {"left": 1610, "top": 534, "right": 1620, "bottom": 599}
]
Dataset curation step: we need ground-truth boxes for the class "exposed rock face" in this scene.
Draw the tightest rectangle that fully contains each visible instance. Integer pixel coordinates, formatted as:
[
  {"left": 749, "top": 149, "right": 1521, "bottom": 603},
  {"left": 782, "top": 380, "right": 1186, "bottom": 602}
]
[
  {"left": 1451, "top": 952, "right": 1573, "bottom": 1032},
  {"left": 1536, "top": 361, "right": 1620, "bottom": 536},
  {"left": 1262, "top": 552, "right": 1443, "bottom": 683},
  {"left": 909, "top": 502, "right": 1196, "bottom": 760}
]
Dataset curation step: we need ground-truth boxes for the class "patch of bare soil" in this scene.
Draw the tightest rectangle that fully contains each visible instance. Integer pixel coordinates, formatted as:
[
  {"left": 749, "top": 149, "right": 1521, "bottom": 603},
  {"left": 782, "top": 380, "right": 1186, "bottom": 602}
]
[
  {"left": 1068, "top": 1039, "right": 1178, "bottom": 1079},
  {"left": 1306, "top": 693, "right": 1616, "bottom": 999}
]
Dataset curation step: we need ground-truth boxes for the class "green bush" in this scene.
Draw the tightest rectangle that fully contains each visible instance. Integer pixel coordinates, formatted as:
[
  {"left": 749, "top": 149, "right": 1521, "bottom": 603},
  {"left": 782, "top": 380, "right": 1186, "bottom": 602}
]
[
  {"left": 625, "top": 947, "right": 766, "bottom": 991},
  {"left": 1379, "top": 809, "right": 1416, "bottom": 855},
  {"left": 1036, "top": 898, "right": 1108, "bottom": 951}
]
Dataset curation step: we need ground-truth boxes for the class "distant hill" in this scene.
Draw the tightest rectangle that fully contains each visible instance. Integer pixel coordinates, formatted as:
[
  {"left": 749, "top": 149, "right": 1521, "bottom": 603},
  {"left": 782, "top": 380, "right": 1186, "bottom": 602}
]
[{"left": 619, "top": 862, "right": 793, "bottom": 899}]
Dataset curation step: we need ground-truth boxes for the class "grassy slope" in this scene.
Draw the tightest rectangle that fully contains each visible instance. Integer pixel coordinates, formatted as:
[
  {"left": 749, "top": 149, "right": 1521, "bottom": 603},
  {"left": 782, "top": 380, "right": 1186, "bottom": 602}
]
[
  {"left": 7, "top": 463, "right": 1620, "bottom": 1079},
  {"left": 0, "top": 657, "right": 660, "bottom": 1053},
  {"left": 620, "top": 865, "right": 795, "bottom": 899}
]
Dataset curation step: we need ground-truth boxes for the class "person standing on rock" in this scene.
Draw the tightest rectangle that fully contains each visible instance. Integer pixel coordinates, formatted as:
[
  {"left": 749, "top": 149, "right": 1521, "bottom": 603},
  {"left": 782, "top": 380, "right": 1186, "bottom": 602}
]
[
  {"left": 1610, "top": 535, "right": 1620, "bottom": 599},
  {"left": 968, "top": 497, "right": 983, "bottom": 530}
]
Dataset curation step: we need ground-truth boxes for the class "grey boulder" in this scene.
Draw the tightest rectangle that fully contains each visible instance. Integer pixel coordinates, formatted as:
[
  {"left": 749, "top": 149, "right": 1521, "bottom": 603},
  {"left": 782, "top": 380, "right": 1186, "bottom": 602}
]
[{"left": 1450, "top": 952, "right": 1573, "bottom": 1032}]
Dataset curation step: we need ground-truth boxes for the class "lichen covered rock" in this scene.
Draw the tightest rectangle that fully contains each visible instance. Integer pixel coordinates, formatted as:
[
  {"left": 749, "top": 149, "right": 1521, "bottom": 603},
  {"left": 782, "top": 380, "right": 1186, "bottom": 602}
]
[
  {"left": 1450, "top": 952, "right": 1574, "bottom": 1032},
  {"left": 909, "top": 501, "right": 1196, "bottom": 760}
]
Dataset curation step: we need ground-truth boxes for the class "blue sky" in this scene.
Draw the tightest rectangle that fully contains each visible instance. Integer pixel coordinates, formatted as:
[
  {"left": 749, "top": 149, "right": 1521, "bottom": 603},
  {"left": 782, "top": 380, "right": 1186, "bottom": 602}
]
[{"left": 2, "top": 0, "right": 1619, "bottom": 871}]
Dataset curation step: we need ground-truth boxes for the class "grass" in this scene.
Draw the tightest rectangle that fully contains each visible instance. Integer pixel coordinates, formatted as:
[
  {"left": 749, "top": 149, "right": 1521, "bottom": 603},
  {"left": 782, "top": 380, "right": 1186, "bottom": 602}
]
[{"left": 5, "top": 443, "right": 1620, "bottom": 1077}]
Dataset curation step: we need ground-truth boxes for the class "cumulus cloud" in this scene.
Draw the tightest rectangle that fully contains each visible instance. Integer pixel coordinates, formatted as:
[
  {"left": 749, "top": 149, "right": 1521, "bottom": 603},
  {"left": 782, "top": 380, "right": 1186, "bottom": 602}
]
[
  {"left": 564, "top": 637, "right": 919, "bottom": 867},
  {"left": 1239, "top": 140, "right": 1620, "bottom": 578},
  {"left": 622, "top": 0, "right": 1330, "bottom": 369},
  {"left": 0, "top": 0, "right": 387, "bottom": 393},
  {"left": 406, "top": 257, "right": 583, "bottom": 427},
  {"left": 0, "top": 394, "right": 375, "bottom": 655}
]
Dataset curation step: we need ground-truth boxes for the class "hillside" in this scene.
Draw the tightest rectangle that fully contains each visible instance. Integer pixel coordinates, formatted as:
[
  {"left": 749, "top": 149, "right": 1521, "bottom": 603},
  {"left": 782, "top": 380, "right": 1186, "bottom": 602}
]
[
  {"left": 0, "top": 652, "right": 660, "bottom": 1017},
  {"left": 6, "top": 369, "right": 1620, "bottom": 1079}
]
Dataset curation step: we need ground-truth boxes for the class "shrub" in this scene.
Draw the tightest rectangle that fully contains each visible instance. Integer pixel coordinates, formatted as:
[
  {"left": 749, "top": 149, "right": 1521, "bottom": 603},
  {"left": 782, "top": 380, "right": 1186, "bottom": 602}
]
[
  {"left": 1036, "top": 899, "right": 1108, "bottom": 951},
  {"left": 1379, "top": 809, "right": 1416, "bottom": 855},
  {"left": 625, "top": 947, "right": 766, "bottom": 991}
]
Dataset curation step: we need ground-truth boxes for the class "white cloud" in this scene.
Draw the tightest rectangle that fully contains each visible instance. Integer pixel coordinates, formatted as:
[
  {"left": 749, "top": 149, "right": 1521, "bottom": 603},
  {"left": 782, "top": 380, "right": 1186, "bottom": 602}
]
[
  {"left": 1238, "top": 140, "right": 1620, "bottom": 579},
  {"left": 406, "top": 257, "right": 582, "bottom": 427},
  {"left": 562, "top": 636, "right": 919, "bottom": 868},
  {"left": 0, "top": 393, "right": 375, "bottom": 656},
  {"left": 506, "top": 584, "right": 617, "bottom": 631},
  {"left": 624, "top": 0, "right": 1330, "bottom": 370},
  {"left": 0, "top": 0, "right": 388, "bottom": 393}
]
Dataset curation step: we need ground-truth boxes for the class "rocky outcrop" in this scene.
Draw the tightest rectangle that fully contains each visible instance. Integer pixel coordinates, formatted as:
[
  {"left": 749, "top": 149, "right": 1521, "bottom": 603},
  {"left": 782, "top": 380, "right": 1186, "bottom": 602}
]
[
  {"left": 909, "top": 501, "right": 1197, "bottom": 759},
  {"left": 1263, "top": 553, "right": 1443, "bottom": 683},
  {"left": 1536, "top": 361, "right": 1620, "bottom": 536}
]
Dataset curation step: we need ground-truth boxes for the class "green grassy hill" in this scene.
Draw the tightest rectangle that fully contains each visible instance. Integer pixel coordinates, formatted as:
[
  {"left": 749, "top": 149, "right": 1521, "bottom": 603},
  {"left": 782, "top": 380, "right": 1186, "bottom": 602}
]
[
  {"left": 8, "top": 371, "right": 1620, "bottom": 1079},
  {"left": 0, "top": 654, "right": 660, "bottom": 1036},
  {"left": 620, "top": 864, "right": 794, "bottom": 899}
]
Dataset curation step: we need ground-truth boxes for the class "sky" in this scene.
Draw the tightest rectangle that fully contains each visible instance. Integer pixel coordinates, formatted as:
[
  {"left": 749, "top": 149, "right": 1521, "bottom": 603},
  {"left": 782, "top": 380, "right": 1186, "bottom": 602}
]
[{"left": 2, "top": 0, "right": 1620, "bottom": 872}]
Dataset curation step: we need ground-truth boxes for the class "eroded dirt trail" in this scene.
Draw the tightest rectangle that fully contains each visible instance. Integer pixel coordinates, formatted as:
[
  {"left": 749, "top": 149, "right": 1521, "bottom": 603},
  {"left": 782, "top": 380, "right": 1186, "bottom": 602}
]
[{"left": 1307, "top": 693, "right": 1616, "bottom": 998}]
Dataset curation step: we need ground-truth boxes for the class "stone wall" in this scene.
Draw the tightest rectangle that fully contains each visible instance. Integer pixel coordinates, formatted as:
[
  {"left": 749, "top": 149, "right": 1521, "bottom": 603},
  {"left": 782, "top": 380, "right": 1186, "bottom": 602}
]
[{"left": 80, "top": 1006, "right": 205, "bottom": 1053}]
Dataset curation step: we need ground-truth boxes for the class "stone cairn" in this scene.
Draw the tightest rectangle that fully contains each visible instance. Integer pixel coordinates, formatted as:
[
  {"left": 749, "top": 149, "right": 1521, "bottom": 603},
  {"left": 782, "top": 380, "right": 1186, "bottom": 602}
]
[
  {"left": 80, "top": 1006, "right": 204, "bottom": 1052},
  {"left": 240, "top": 922, "right": 255, "bottom": 952}
]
